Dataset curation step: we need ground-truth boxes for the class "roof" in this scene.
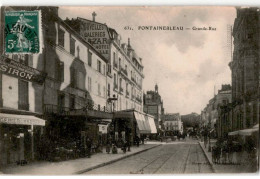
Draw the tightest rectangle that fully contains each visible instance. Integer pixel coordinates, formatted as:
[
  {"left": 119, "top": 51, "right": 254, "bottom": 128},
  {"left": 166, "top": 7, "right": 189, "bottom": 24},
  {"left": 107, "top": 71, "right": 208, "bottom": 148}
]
[{"left": 164, "top": 113, "right": 180, "bottom": 121}]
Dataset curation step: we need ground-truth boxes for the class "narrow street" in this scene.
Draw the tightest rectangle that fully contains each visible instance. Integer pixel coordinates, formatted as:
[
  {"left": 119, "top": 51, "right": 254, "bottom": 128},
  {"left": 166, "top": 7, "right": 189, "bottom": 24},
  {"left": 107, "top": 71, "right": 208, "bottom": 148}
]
[{"left": 84, "top": 139, "right": 214, "bottom": 174}]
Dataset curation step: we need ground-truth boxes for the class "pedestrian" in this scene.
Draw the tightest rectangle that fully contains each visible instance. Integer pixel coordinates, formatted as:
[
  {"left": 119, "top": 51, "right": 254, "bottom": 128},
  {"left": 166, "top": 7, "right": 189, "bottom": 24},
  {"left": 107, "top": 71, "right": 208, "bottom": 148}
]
[
  {"left": 86, "top": 137, "right": 92, "bottom": 158},
  {"left": 106, "top": 137, "right": 112, "bottom": 154},
  {"left": 121, "top": 140, "right": 127, "bottom": 153},
  {"left": 135, "top": 136, "right": 140, "bottom": 147},
  {"left": 112, "top": 143, "right": 118, "bottom": 154},
  {"left": 127, "top": 140, "right": 131, "bottom": 152}
]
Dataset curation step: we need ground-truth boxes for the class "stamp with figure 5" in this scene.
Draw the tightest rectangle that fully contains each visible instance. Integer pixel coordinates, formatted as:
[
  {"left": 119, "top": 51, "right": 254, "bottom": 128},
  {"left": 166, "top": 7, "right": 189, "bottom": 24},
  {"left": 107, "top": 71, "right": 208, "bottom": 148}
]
[{"left": 4, "top": 11, "right": 42, "bottom": 54}]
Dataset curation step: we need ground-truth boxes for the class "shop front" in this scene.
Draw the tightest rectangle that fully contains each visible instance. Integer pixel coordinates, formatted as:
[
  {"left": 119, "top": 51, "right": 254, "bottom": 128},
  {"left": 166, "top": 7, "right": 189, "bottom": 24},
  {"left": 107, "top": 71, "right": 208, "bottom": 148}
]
[
  {"left": 113, "top": 109, "right": 156, "bottom": 145},
  {"left": 0, "top": 113, "right": 45, "bottom": 166}
]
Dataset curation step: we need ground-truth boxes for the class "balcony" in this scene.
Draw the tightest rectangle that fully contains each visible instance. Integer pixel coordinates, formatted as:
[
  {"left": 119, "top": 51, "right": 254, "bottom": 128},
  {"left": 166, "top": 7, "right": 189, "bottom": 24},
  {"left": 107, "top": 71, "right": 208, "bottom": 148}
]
[
  {"left": 120, "top": 87, "right": 124, "bottom": 94},
  {"left": 113, "top": 83, "right": 118, "bottom": 91},
  {"left": 126, "top": 91, "right": 130, "bottom": 97},
  {"left": 113, "top": 63, "right": 118, "bottom": 69},
  {"left": 119, "top": 66, "right": 128, "bottom": 76},
  {"left": 44, "top": 102, "right": 112, "bottom": 116},
  {"left": 136, "top": 97, "right": 142, "bottom": 103},
  {"left": 44, "top": 104, "right": 71, "bottom": 115}
]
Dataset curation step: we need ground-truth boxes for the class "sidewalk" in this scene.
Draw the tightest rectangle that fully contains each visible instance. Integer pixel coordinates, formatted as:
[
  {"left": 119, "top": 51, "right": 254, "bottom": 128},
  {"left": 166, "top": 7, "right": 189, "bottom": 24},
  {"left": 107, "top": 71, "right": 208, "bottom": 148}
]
[
  {"left": 1, "top": 144, "right": 161, "bottom": 175},
  {"left": 198, "top": 141, "right": 258, "bottom": 174}
]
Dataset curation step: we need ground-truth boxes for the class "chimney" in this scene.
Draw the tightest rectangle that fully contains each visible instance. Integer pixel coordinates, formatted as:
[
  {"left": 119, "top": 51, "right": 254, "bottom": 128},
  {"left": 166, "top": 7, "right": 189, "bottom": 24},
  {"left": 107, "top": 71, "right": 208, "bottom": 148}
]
[{"left": 92, "top": 11, "right": 97, "bottom": 22}]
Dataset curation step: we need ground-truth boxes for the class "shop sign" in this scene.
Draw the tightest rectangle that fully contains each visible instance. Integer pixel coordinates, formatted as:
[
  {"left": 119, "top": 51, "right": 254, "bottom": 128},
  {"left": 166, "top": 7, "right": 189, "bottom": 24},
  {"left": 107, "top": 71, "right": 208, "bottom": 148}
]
[
  {"left": 0, "top": 56, "right": 47, "bottom": 84},
  {"left": 0, "top": 116, "right": 45, "bottom": 126},
  {"left": 98, "top": 124, "right": 108, "bottom": 134},
  {"left": 79, "top": 19, "right": 110, "bottom": 59}
]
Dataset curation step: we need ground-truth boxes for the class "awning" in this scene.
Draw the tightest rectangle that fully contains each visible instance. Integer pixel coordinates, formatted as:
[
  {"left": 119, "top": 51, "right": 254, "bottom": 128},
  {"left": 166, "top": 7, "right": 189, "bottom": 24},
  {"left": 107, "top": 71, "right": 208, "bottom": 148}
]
[
  {"left": 228, "top": 130, "right": 239, "bottom": 136},
  {"left": 134, "top": 112, "right": 151, "bottom": 134},
  {"left": 146, "top": 115, "right": 157, "bottom": 134},
  {"left": 0, "top": 113, "right": 45, "bottom": 126},
  {"left": 238, "top": 128, "right": 258, "bottom": 136}
]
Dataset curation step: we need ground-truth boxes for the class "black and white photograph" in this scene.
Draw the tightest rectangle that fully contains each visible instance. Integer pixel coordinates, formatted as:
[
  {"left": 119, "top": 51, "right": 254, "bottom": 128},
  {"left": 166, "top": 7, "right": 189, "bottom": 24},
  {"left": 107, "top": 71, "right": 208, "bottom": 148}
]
[{"left": 0, "top": 4, "right": 259, "bottom": 175}]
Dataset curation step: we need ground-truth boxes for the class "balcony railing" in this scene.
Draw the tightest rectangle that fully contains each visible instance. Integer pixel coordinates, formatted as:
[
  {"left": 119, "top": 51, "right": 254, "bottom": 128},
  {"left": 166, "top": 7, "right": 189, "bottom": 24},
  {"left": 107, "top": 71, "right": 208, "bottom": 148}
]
[
  {"left": 44, "top": 102, "right": 111, "bottom": 115},
  {"left": 136, "top": 97, "right": 142, "bottom": 103},
  {"left": 119, "top": 66, "right": 128, "bottom": 76},
  {"left": 44, "top": 104, "right": 71, "bottom": 115}
]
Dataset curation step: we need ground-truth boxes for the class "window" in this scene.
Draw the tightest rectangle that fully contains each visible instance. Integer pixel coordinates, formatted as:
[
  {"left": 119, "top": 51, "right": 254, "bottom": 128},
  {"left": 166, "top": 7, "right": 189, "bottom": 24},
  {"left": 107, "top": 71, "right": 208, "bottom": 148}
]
[
  {"left": 88, "top": 77, "right": 92, "bottom": 92},
  {"left": 58, "top": 28, "right": 65, "bottom": 47},
  {"left": 69, "top": 94, "right": 75, "bottom": 109},
  {"left": 18, "top": 79, "right": 29, "bottom": 110},
  {"left": 70, "top": 37, "right": 76, "bottom": 55},
  {"left": 108, "top": 83, "right": 110, "bottom": 97},
  {"left": 77, "top": 71, "right": 84, "bottom": 90},
  {"left": 88, "top": 51, "right": 92, "bottom": 66},
  {"left": 103, "top": 86, "right": 106, "bottom": 97},
  {"left": 114, "top": 73, "right": 117, "bottom": 85},
  {"left": 103, "top": 64, "right": 106, "bottom": 75},
  {"left": 58, "top": 61, "right": 64, "bottom": 82},
  {"left": 97, "top": 60, "right": 101, "bottom": 73},
  {"left": 98, "top": 83, "right": 101, "bottom": 96},
  {"left": 119, "top": 58, "right": 121, "bottom": 68},
  {"left": 119, "top": 78, "right": 122, "bottom": 89},
  {"left": 71, "top": 68, "right": 76, "bottom": 87},
  {"left": 113, "top": 52, "right": 116, "bottom": 65}
]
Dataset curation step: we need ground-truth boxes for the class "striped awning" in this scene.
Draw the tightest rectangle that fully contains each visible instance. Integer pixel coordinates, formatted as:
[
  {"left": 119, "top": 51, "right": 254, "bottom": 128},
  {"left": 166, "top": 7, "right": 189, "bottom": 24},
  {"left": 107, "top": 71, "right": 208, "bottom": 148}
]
[
  {"left": 0, "top": 113, "right": 45, "bottom": 126},
  {"left": 134, "top": 112, "right": 151, "bottom": 134}
]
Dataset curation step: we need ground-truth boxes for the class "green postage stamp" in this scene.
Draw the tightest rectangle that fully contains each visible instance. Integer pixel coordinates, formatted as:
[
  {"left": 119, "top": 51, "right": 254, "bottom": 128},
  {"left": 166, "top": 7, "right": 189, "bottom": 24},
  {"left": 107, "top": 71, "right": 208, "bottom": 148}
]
[{"left": 4, "top": 11, "right": 42, "bottom": 54}]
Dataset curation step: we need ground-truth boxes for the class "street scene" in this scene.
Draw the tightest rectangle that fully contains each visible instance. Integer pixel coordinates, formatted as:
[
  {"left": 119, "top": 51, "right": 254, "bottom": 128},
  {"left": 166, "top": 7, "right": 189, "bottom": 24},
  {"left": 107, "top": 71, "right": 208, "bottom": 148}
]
[{"left": 0, "top": 6, "right": 259, "bottom": 175}]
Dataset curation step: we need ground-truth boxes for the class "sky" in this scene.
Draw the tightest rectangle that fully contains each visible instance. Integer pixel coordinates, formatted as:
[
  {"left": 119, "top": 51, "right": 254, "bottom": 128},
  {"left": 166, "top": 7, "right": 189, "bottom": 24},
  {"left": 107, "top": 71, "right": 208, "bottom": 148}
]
[{"left": 59, "top": 6, "right": 236, "bottom": 115}]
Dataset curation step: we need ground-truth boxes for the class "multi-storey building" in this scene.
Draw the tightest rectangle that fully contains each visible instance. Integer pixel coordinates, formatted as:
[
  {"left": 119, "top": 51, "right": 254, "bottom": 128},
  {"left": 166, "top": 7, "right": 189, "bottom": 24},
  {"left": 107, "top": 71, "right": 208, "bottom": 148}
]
[
  {"left": 64, "top": 15, "right": 144, "bottom": 113},
  {"left": 64, "top": 15, "right": 147, "bottom": 143},
  {"left": 201, "top": 85, "right": 232, "bottom": 137},
  {"left": 229, "top": 7, "right": 259, "bottom": 132},
  {"left": 164, "top": 113, "right": 183, "bottom": 135},
  {"left": 143, "top": 84, "right": 165, "bottom": 131},
  {"left": 0, "top": 6, "right": 114, "bottom": 166}
]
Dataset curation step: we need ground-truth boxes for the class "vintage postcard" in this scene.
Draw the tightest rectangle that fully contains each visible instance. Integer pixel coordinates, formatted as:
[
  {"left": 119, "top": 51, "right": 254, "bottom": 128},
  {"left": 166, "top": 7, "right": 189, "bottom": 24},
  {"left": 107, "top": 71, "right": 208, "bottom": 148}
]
[{"left": 0, "top": 6, "right": 259, "bottom": 175}]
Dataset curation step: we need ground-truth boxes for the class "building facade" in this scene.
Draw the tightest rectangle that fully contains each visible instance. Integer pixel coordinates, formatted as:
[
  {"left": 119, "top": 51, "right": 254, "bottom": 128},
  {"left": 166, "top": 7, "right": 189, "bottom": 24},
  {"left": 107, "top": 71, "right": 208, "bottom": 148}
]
[
  {"left": 64, "top": 15, "right": 144, "bottom": 113},
  {"left": 229, "top": 7, "right": 260, "bottom": 133},
  {"left": 215, "top": 85, "right": 232, "bottom": 138},
  {"left": 201, "top": 85, "right": 232, "bottom": 137},
  {"left": 0, "top": 6, "right": 114, "bottom": 165},
  {"left": 164, "top": 113, "right": 183, "bottom": 135}
]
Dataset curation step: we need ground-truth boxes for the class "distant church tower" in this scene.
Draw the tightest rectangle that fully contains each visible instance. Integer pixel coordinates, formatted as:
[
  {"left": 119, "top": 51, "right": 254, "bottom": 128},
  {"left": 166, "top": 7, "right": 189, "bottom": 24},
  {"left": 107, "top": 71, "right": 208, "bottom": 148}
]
[{"left": 155, "top": 84, "right": 158, "bottom": 93}]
